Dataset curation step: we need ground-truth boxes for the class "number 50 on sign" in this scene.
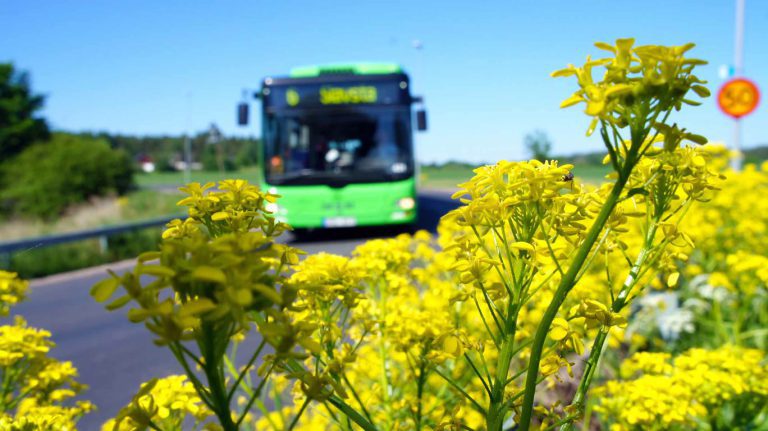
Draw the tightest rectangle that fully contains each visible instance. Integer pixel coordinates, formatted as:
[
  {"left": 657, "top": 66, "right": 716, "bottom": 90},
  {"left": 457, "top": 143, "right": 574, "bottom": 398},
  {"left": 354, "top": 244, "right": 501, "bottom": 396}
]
[{"left": 718, "top": 78, "right": 760, "bottom": 119}]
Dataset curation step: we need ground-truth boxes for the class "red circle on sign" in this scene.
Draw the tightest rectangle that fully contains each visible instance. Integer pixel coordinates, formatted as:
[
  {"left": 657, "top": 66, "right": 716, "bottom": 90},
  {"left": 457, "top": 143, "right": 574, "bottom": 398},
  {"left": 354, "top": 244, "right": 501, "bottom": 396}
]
[{"left": 717, "top": 78, "right": 760, "bottom": 119}]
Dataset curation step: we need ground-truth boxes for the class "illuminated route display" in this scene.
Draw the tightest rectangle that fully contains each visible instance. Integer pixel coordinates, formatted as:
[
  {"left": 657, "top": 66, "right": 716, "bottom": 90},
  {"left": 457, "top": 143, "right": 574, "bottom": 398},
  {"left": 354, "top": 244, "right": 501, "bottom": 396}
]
[{"left": 263, "top": 78, "right": 409, "bottom": 110}]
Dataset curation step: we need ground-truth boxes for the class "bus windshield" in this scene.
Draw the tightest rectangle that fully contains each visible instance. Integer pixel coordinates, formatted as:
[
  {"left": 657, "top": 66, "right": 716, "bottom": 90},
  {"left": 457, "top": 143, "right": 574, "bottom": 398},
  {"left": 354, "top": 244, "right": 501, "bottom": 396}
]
[{"left": 264, "top": 107, "right": 413, "bottom": 185}]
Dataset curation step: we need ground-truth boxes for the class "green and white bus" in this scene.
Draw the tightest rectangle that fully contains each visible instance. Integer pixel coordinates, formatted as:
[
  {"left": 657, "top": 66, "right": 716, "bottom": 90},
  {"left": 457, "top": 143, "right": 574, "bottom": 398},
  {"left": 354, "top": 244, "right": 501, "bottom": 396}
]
[{"left": 239, "top": 63, "right": 426, "bottom": 229}]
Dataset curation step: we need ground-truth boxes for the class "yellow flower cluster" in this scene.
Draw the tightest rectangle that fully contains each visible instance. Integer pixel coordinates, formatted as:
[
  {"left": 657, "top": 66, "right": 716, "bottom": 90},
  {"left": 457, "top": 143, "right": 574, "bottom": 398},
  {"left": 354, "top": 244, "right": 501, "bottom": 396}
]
[
  {"left": 682, "top": 161, "right": 768, "bottom": 295},
  {"left": 92, "top": 179, "right": 307, "bottom": 430},
  {"left": 88, "top": 39, "right": 732, "bottom": 431},
  {"left": 0, "top": 318, "right": 93, "bottom": 414},
  {"left": 553, "top": 38, "right": 709, "bottom": 137},
  {"left": 596, "top": 346, "right": 768, "bottom": 430},
  {"left": 0, "top": 271, "right": 28, "bottom": 317},
  {"left": 93, "top": 179, "right": 302, "bottom": 346},
  {"left": 0, "top": 276, "right": 93, "bottom": 429},
  {"left": 0, "top": 405, "right": 86, "bottom": 431},
  {"left": 265, "top": 232, "right": 483, "bottom": 430},
  {"left": 620, "top": 161, "right": 768, "bottom": 352},
  {"left": 102, "top": 375, "right": 214, "bottom": 431},
  {"left": 174, "top": 179, "right": 285, "bottom": 237}
]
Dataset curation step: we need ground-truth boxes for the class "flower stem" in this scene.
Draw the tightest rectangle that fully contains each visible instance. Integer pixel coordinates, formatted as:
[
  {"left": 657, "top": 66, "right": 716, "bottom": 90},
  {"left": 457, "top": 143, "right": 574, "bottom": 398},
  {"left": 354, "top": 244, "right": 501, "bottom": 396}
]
[
  {"left": 559, "top": 219, "right": 660, "bottom": 431},
  {"left": 487, "top": 304, "right": 520, "bottom": 431},
  {"left": 327, "top": 395, "right": 380, "bottom": 431},
  {"left": 517, "top": 172, "right": 629, "bottom": 431}
]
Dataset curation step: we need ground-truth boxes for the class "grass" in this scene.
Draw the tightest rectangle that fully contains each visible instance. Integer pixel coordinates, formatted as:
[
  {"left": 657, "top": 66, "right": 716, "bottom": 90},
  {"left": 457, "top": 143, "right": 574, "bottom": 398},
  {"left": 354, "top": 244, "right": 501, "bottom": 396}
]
[
  {"left": 420, "top": 164, "right": 476, "bottom": 189},
  {"left": 6, "top": 228, "right": 164, "bottom": 279},
  {"left": 119, "top": 189, "right": 184, "bottom": 219},
  {"left": 0, "top": 189, "right": 183, "bottom": 242},
  {"left": 0, "top": 190, "right": 181, "bottom": 278},
  {"left": 420, "top": 162, "right": 611, "bottom": 190},
  {"left": 0, "top": 161, "right": 611, "bottom": 277},
  {"left": 136, "top": 162, "right": 611, "bottom": 192},
  {"left": 135, "top": 166, "right": 262, "bottom": 187},
  {"left": 3, "top": 162, "right": 610, "bottom": 242},
  {"left": 569, "top": 163, "right": 612, "bottom": 184}
]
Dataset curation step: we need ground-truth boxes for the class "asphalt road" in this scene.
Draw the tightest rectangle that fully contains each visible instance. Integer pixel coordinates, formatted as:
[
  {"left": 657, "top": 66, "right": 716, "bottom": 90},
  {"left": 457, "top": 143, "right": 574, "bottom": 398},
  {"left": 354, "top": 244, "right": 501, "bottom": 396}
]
[{"left": 12, "top": 192, "right": 459, "bottom": 430}]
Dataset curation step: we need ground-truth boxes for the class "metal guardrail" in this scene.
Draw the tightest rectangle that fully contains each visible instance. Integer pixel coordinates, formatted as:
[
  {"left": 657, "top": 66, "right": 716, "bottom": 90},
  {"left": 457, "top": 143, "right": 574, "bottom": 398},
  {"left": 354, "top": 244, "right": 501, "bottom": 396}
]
[{"left": 0, "top": 214, "right": 186, "bottom": 255}]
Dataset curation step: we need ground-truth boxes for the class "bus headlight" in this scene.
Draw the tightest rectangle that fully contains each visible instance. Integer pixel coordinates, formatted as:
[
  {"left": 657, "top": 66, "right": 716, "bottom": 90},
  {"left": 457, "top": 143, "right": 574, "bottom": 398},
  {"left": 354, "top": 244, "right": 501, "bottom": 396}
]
[{"left": 397, "top": 197, "right": 416, "bottom": 210}]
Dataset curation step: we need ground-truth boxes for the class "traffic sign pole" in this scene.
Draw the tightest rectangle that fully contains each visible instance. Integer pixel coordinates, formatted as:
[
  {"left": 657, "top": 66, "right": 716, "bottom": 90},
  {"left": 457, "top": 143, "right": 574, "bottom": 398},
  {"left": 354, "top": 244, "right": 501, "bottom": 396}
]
[{"left": 732, "top": 119, "right": 742, "bottom": 171}]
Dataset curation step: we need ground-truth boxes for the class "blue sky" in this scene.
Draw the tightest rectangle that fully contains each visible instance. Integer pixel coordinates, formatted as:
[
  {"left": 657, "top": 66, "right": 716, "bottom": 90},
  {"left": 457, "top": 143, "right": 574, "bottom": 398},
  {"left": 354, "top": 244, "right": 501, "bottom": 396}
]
[{"left": 3, "top": 1, "right": 768, "bottom": 163}]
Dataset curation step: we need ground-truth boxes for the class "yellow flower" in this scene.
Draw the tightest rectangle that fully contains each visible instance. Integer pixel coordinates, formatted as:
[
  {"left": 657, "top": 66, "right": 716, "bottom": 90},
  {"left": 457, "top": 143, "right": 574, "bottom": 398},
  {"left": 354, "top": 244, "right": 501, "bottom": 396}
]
[
  {"left": 104, "top": 375, "right": 213, "bottom": 430},
  {"left": 553, "top": 39, "right": 708, "bottom": 136},
  {"left": 0, "top": 271, "right": 28, "bottom": 317}
]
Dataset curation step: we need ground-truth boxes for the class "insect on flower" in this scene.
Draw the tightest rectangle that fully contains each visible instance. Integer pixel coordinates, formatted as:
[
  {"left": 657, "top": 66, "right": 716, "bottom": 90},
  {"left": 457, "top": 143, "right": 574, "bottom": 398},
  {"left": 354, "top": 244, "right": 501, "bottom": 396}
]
[{"left": 562, "top": 171, "right": 575, "bottom": 190}]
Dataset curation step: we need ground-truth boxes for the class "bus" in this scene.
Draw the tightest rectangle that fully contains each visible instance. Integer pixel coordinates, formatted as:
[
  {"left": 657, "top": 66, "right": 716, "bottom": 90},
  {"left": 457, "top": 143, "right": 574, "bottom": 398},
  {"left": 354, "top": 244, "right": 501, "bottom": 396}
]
[{"left": 238, "top": 63, "right": 427, "bottom": 230}]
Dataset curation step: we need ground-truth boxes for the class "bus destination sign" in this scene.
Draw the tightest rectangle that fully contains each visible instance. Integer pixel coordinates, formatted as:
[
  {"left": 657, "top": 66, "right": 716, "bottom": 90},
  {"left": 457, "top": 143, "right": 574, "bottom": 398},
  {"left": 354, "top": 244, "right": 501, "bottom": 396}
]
[
  {"left": 319, "top": 86, "right": 377, "bottom": 105},
  {"left": 265, "top": 81, "right": 406, "bottom": 109}
]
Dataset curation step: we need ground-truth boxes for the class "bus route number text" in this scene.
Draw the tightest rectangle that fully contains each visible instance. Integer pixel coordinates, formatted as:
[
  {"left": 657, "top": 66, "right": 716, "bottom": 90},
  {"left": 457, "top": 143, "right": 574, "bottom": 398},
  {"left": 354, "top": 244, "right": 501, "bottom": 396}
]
[{"left": 319, "top": 86, "right": 378, "bottom": 105}]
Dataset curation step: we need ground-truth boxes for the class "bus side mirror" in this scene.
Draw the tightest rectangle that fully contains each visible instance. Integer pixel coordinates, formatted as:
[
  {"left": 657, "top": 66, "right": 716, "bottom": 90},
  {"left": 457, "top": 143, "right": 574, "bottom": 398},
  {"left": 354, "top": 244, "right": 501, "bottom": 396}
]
[
  {"left": 416, "top": 109, "right": 428, "bottom": 132},
  {"left": 237, "top": 103, "right": 249, "bottom": 126}
]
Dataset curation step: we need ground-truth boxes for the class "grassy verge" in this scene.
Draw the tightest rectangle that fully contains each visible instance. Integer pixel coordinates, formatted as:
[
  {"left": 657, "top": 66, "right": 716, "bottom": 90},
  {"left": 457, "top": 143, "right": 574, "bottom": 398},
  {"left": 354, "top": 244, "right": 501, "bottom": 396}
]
[
  {"left": 420, "top": 162, "right": 611, "bottom": 190},
  {"left": 135, "top": 166, "right": 262, "bottom": 187},
  {"left": 0, "top": 190, "right": 181, "bottom": 278},
  {"left": 568, "top": 163, "right": 611, "bottom": 184},
  {"left": 0, "top": 162, "right": 611, "bottom": 278},
  {"left": 5, "top": 228, "right": 163, "bottom": 279},
  {"left": 136, "top": 162, "right": 610, "bottom": 192},
  {"left": 0, "top": 190, "right": 182, "bottom": 242},
  {"left": 420, "top": 164, "right": 476, "bottom": 189}
]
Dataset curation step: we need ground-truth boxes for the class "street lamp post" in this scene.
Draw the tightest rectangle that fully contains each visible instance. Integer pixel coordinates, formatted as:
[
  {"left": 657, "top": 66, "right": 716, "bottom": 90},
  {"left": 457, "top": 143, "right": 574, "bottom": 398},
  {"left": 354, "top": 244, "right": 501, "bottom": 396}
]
[{"left": 207, "top": 123, "right": 224, "bottom": 172}]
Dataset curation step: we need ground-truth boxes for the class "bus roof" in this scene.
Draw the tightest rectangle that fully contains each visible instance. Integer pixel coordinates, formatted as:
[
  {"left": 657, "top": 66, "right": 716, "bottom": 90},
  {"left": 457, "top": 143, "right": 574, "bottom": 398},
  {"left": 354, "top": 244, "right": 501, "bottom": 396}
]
[{"left": 289, "top": 63, "right": 403, "bottom": 78}]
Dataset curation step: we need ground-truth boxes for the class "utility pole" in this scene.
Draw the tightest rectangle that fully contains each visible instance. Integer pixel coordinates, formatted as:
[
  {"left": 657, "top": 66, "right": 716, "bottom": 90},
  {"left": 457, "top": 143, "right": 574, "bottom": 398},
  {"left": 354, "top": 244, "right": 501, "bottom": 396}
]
[
  {"left": 732, "top": 0, "right": 746, "bottom": 171},
  {"left": 183, "top": 134, "right": 192, "bottom": 184},
  {"left": 184, "top": 91, "right": 193, "bottom": 184},
  {"left": 207, "top": 123, "right": 224, "bottom": 172}
]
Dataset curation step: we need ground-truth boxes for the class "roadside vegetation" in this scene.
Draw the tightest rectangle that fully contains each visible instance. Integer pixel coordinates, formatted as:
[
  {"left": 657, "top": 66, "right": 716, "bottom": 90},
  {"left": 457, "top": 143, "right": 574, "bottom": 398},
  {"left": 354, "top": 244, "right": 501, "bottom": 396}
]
[
  {"left": 0, "top": 190, "right": 181, "bottom": 278},
  {"left": 420, "top": 159, "right": 613, "bottom": 189},
  {"left": 2, "top": 40, "right": 768, "bottom": 431},
  {"left": 6, "top": 38, "right": 763, "bottom": 431}
]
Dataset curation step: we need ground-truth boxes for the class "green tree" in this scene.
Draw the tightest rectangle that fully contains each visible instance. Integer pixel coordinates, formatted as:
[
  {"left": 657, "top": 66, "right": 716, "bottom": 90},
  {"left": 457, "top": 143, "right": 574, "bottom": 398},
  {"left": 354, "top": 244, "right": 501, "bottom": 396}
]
[
  {"left": 524, "top": 129, "right": 552, "bottom": 161},
  {"left": 0, "top": 63, "right": 49, "bottom": 159}
]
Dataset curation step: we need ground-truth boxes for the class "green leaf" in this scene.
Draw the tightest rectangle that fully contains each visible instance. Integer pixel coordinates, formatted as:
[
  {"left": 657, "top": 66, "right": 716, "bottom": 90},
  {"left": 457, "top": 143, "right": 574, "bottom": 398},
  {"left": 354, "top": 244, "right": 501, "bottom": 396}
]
[
  {"left": 211, "top": 211, "right": 231, "bottom": 221},
  {"left": 106, "top": 295, "right": 132, "bottom": 311},
  {"left": 138, "top": 265, "right": 176, "bottom": 278},
  {"left": 127, "top": 308, "right": 150, "bottom": 323},
  {"left": 252, "top": 283, "right": 283, "bottom": 305},
  {"left": 685, "top": 133, "right": 708, "bottom": 145},
  {"left": 626, "top": 188, "right": 649, "bottom": 198},
  {"left": 90, "top": 277, "right": 121, "bottom": 302},
  {"left": 179, "top": 298, "right": 217, "bottom": 317},
  {"left": 191, "top": 266, "right": 227, "bottom": 284},
  {"left": 137, "top": 251, "right": 161, "bottom": 263},
  {"left": 691, "top": 84, "right": 710, "bottom": 98}
]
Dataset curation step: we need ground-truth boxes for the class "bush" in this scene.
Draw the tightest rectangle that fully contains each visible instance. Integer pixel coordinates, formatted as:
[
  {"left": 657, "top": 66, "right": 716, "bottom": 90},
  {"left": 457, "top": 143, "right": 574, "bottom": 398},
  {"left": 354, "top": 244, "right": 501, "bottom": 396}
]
[{"left": 0, "top": 133, "right": 134, "bottom": 218}]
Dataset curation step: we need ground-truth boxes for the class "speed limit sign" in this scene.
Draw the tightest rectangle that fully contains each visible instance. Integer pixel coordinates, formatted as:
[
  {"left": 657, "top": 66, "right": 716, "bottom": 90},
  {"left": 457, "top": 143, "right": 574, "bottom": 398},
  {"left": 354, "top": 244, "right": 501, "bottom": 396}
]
[{"left": 718, "top": 78, "right": 760, "bottom": 118}]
